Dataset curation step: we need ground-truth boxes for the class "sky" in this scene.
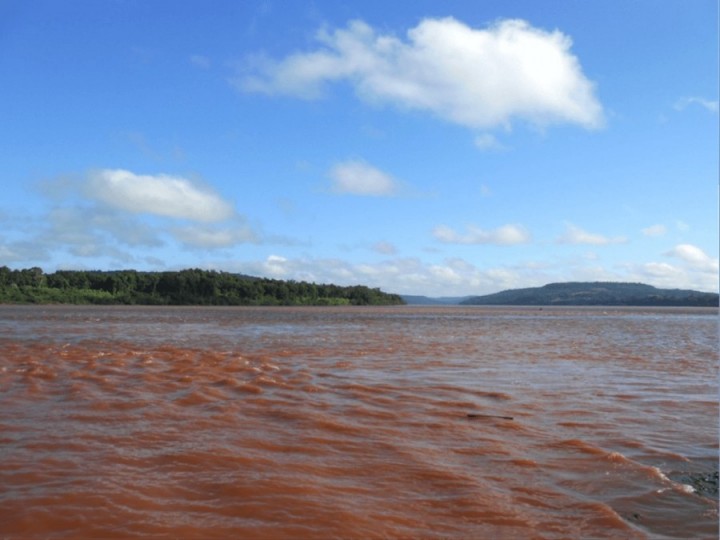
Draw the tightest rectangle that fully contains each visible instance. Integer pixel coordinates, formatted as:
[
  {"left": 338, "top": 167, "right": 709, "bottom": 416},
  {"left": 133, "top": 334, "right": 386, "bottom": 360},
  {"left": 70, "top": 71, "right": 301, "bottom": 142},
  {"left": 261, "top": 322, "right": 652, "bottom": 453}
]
[{"left": 1, "top": 0, "right": 718, "bottom": 297}]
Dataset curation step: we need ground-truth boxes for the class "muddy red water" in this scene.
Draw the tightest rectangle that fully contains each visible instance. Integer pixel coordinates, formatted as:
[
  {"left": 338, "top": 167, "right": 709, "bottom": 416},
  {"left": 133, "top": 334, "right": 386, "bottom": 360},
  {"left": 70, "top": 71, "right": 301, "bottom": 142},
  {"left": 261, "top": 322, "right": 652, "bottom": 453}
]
[{"left": 0, "top": 305, "right": 717, "bottom": 539}]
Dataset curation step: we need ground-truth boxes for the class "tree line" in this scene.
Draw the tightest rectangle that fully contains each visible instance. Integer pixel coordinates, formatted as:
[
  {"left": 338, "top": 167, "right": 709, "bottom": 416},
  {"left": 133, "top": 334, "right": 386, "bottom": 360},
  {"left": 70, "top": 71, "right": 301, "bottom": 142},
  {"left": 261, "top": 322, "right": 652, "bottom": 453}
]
[{"left": 0, "top": 267, "right": 405, "bottom": 306}]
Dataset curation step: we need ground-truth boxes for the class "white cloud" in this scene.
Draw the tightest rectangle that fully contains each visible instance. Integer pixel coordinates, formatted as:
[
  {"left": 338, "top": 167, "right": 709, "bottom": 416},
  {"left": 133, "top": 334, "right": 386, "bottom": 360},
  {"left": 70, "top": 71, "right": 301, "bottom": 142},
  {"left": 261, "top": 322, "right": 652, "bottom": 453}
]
[
  {"left": 238, "top": 17, "right": 604, "bottom": 130},
  {"left": 627, "top": 260, "right": 717, "bottom": 293},
  {"left": 616, "top": 244, "right": 719, "bottom": 292},
  {"left": 263, "top": 255, "right": 291, "bottom": 277},
  {"left": 674, "top": 96, "right": 719, "bottom": 113},
  {"left": 641, "top": 224, "right": 667, "bottom": 237},
  {"left": 665, "top": 244, "right": 719, "bottom": 271},
  {"left": 328, "top": 160, "right": 399, "bottom": 196},
  {"left": 429, "top": 264, "right": 463, "bottom": 284},
  {"left": 557, "top": 223, "right": 627, "bottom": 245},
  {"left": 433, "top": 223, "right": 531, "bottom": 245},
  {"left": 86, "top": 169, "right": 234, "bottom": 222},
  {"left": 638, "top": 261, "right": 685, "bottom": 283}
]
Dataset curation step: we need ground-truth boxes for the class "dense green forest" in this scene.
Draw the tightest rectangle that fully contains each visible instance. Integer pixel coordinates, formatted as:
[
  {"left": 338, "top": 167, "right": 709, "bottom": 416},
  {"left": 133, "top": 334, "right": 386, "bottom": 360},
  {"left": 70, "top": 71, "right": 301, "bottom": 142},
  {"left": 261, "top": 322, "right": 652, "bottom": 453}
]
[
  {"left": 0, "top": 267, "right": 405, "bottom": 306},
  {"left": 461, "top": 282, "right": 719, "bottom": 307}
]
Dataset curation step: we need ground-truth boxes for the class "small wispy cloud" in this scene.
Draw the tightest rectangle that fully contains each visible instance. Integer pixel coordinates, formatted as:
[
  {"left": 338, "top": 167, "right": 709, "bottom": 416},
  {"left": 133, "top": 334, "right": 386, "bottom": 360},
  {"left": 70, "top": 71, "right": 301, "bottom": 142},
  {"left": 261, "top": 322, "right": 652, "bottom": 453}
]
[
  {"left": 641, "top": 224, "right": 667, "bottom": 237},
  {"left": 675, "top": 220, "right": 690, "bottom": 232},
  {"left": 474, "top": 133, "right": 507, "bottom": 152},
  {"left": 674, "top": 96, "right": 719, "bottom": 113},
  {"left": 372, "top": 241, "right": 398, "bottom": 255},
  {"left": 48, "top": 206, "right": 164, "bottom": 248},
  {"left": 189, "top": 54, "right": 211, "bottom": 69},
  {"left": 328, "top": 160, "right": 400, "bottom": 196},
  {"left": 433, "top": 223, "right": 531, "bottom": 245},
  {"left": 172, "top": 221, "right": 258, "bottom": 248},
  {"left": 557, "top": 223, "right": 627, "bottom": 245},
  {"left": 0, "top": 238, "right": 51, "bottom": 264}
]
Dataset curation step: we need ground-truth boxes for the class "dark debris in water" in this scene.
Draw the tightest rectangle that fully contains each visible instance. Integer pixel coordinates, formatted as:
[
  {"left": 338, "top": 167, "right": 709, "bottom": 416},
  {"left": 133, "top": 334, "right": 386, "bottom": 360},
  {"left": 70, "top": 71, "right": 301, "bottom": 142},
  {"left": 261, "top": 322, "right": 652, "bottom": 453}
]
[
  {"left": 676, "top": 471, "right": 719, "bottom": 498},
  {"left": 466, "top": 413, "right": 514, "bottom": 420}
]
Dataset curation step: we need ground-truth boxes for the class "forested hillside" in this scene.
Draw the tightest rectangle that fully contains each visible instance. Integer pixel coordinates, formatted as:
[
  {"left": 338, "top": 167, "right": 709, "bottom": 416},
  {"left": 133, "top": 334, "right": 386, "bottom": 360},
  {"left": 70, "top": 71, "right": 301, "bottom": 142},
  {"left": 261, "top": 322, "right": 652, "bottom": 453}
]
[
  {"left": 0, "top": 267, "right": 405, "bottom": 306},
  {"left": 461, "top": 282, "right": 718, "bottom": 306}
]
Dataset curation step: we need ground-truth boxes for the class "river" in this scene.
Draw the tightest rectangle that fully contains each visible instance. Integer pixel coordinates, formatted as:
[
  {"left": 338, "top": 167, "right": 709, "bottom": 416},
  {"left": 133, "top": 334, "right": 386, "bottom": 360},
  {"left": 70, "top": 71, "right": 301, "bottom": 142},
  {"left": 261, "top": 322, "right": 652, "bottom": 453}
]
[{"left": 0, "top": 305, "right": 717, "bottom": 538}]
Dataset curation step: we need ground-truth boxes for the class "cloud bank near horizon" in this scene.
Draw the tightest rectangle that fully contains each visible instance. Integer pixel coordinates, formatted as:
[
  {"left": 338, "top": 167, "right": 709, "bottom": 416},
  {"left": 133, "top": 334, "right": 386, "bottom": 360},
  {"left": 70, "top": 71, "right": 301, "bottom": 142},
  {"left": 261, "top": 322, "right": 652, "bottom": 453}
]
[
  {"left": 2, "top": 165, "right": 716, "bottom": 295},
  {"left": 225, "top": 243, "right": 718, "bottom": 296}
]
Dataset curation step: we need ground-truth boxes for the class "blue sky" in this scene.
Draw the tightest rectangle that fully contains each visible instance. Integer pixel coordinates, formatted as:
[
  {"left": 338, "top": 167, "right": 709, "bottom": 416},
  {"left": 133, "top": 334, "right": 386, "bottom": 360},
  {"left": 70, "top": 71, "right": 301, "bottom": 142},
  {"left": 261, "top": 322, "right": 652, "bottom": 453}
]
[{"left": 1, "top": 0, "right": 717, "bottom": 296}]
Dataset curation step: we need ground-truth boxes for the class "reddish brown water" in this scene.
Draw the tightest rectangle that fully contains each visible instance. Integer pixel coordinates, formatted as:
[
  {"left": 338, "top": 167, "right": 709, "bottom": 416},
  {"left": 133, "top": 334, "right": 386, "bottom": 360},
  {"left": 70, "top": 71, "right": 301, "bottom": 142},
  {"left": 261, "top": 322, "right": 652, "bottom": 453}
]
[{"left": 0, "top": 305, "right": 717, "bottom": 539}]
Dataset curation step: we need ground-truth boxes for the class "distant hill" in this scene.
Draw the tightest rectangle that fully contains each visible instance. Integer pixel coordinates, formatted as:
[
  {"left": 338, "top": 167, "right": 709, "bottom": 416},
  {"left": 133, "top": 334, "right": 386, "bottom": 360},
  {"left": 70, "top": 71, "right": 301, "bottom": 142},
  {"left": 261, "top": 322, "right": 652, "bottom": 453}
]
[{"left": 460, "top": 282, "right": 719, "bottom": 307}]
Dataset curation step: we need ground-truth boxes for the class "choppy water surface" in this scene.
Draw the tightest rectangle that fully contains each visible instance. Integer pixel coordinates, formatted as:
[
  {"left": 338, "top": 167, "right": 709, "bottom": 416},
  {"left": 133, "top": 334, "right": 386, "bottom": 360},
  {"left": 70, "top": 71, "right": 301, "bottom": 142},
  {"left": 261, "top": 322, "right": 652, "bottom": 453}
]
[{"left": 0, "top": 305, "right": 717, "bottom": 539}]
